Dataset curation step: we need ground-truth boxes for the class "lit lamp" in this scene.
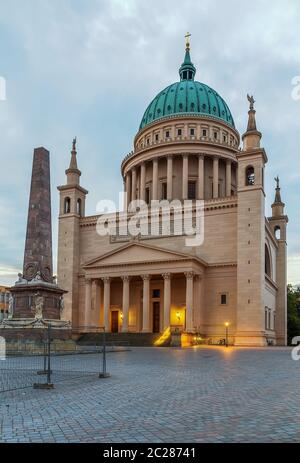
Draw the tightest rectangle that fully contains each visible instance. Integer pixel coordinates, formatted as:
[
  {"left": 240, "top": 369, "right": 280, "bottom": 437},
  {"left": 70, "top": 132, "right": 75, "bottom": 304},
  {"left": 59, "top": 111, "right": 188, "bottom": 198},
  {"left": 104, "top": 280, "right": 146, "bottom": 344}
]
[
  {"left": 120, "top": 312, "right": 124, "bottom": 321},
  {"left": 176, "top": 312, "right": 181, "bottom": 323},
  {"left": 225, "top": 322, "right": 230, "bottom": 347}
]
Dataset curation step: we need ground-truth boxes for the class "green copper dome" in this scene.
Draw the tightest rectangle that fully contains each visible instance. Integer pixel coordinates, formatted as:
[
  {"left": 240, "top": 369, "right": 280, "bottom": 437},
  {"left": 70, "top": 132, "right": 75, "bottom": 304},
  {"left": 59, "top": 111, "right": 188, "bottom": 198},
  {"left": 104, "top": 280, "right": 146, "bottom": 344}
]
[{"left": 139, "top": 46, "right": 235, "bottom": 131}]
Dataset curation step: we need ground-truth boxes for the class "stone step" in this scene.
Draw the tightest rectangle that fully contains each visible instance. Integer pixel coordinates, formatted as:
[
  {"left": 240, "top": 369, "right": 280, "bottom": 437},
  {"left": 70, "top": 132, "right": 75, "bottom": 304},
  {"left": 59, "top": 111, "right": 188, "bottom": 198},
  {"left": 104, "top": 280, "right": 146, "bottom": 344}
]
[{"left": 76, "top": 332, "right": 162, "bottom": 347}]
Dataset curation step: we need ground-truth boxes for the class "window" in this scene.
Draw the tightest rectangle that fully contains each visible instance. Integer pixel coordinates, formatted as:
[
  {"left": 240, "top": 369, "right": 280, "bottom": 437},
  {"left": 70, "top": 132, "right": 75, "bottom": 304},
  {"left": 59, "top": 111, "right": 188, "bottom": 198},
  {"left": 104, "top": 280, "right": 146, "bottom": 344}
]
[
  {"left": 178, "top": 129, "right": 182, "bottom": 137},
  {"left": 147, "top": 138, "right": 150, "bottom": 145},
  {"left": 221, "top": 294, "right": 227, "bottom": 305},
  {"left": 77, "top": 198, "right": 82, "bottom": 216},
  {"left": 265, "top": 244, "right": 271, "bottom": 278},
  {"left": 190, "top": 128, "right": 195, "bottom": 136},
  {"left": 161, "top": 182, "right": 167, "bottom": 200},
  {"left": 152, "top": 289, "right": 160, "bottom": 298},
  {"left": 275, "top": 226, "right": 281, "bottom": 240},
  {"left": 202, "top": 129, "right": 207, "bottom": 137},
  {"left": 188, "top": 182, "right": 196, "bottom": 200},
  {"left": 166, "top": 131, "right": 170, "bottom": 139},
  {"left": 145, "top": 187, "right": 150, "bottom": 205},
  {"left": 246, "top": 166, "right": 255, "bottom": 186},
  {"left": 214, "top": 131, "right": 218, "bottom": 140},
  {"left": 265, "top": 309, "right": 268, "bottom": 329},
  {"left": 155, "top": 134, "right": 159, "bottom": 142},
  {"left": 64, "top": 197, "right": 71, "bottom": 214}
]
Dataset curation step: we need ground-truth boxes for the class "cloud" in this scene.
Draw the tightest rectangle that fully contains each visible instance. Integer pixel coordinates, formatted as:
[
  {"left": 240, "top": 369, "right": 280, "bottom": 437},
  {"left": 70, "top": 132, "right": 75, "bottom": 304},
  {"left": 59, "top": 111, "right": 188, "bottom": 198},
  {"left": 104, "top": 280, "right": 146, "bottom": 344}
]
[{"left": 0, "top": 0, "right": 300, "bottom": 285}]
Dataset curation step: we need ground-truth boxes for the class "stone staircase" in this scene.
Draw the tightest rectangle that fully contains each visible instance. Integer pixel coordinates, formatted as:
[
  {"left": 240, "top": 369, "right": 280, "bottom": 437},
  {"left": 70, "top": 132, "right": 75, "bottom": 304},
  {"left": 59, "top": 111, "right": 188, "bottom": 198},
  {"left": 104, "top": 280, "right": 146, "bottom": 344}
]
[{"left": 76, "top": 332, "right": 163, "bottom": 347}]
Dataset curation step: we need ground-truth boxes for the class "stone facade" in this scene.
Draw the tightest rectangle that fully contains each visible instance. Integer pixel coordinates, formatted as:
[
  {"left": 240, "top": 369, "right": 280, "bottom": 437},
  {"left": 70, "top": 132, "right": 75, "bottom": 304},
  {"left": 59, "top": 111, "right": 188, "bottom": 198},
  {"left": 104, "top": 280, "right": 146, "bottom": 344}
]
[{"left": 57, "top": 45, "right": 288, "bottom": 346}]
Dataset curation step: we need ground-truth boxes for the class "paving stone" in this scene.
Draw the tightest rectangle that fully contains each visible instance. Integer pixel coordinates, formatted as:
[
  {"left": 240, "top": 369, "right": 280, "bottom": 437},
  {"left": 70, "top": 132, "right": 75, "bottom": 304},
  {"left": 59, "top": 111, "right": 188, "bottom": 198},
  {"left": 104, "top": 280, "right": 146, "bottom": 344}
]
[{"left": 0, "top": 347, "right": 299, "bottom": 442}]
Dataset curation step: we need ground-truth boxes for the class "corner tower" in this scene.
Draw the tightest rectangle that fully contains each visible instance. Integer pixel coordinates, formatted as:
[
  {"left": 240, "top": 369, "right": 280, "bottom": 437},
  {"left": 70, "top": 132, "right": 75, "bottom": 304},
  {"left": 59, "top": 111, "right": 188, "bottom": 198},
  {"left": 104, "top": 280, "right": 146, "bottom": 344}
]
[
  {"left": 57, "top": 139, "right": 88, "bottom": 324},
  {"left": 268, "top": 177, "right": 288, "bottom": 345},
  {"left": 236, "top": 96, "right": 268, "bottom": 346}
]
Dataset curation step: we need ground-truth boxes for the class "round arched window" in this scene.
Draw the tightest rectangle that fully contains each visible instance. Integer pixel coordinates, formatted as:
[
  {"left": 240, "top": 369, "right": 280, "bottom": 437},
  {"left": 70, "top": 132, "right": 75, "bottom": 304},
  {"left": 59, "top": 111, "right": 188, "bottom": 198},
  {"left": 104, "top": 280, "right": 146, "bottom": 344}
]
[
  {"left": 265, "top": 244, "right": 272, "bottom": 278},
  {"left": 246, "top": 166, "right": 255, "bottom": 186},
  {"left": 64, "top": 197, "right": 71, "bottom": 214}
]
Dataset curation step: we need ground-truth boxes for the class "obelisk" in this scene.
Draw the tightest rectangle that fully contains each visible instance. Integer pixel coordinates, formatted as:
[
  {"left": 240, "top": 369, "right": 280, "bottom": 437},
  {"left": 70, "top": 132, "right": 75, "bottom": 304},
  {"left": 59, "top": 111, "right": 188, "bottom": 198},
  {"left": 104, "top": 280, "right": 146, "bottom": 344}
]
[
  {"left": 7, "top": 147, "right": 67, "bottom": 321},
  {"left": 23, "top": 147, "right": 53, "bottom": 282}
]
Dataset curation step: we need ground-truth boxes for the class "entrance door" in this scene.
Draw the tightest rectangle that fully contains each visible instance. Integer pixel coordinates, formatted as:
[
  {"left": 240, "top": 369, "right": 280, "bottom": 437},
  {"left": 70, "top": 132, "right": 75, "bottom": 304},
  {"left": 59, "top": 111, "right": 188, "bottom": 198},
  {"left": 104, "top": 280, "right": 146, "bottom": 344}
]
[
  {"left": 111, "top": 311, "right": 119, "bottom": 333},
  {"left": 152, "top": 302, "right": 160, "bottom": 333}
]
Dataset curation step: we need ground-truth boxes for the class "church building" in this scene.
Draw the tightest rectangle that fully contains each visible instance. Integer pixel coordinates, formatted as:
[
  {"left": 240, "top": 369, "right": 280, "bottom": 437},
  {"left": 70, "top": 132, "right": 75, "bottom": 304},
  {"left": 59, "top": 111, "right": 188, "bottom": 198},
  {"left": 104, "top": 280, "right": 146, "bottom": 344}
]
[{"left": 57, "top": 37, "right": 288, "bottom": 346}]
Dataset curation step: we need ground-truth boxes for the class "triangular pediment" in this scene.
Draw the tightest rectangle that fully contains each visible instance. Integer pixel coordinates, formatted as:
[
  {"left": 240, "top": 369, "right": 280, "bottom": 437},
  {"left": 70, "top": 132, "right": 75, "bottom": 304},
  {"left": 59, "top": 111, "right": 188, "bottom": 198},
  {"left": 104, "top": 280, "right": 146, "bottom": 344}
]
[{"left": 83, "top": 242, "right": 207, "bottom": 269}]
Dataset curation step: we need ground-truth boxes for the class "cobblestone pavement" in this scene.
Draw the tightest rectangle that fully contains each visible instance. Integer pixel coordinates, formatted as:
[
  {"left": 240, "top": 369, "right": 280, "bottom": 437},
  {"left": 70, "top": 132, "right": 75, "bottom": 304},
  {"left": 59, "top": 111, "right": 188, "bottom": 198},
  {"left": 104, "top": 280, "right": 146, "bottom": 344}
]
[{"left": 0, "top": 347, "right": 299, "bottom": 443}]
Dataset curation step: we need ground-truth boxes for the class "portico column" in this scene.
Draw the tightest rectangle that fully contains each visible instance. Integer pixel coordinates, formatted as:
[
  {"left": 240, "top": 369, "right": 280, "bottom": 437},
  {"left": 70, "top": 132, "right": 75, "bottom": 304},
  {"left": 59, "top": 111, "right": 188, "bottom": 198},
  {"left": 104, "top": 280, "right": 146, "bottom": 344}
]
[
  {"left": 162, "top": 273, "right": 171, "bottom": 330},
  {"left": 121, "top": 276, "right": 130, "bottom": 333},
  {"left": 140, "top": 163, "right": 146, "bottom": 202},
  {"left": 213, "top": 156, "right": 219, "bottom": 199},
  {"left": 185, "top": 272, "right": 194, "bottom": 332},
  {"left": 152, "top": 159, "right": 158, "bottom": 201},
  {"left": 167, "top": 156, "right": 173, "bottom": 200},
  {"left": 197, "top": 155, "right": 204, "bottom": 200},
  {"left": 142, "top": 275, "right": 151, "bottom": 332},
  {"left": 125, "top": 173, "right": 131, "bottom": 210},
  {"left": 84, "top": 278, "right": 92, "bottom": 328},
  {"left": 102, "top": 277, "right": 111, "bottom": 332},
  {"left": 131, "top": 168, "right": 137, "bottom": 202},
  {"left": 182, "top": 154, "right": 188, "bottom": 200},
  {"left": 94, "top": 280, "right": 101, "bottom": 327},
  {"left": 226, "top": 160, "right": 232, "bottom": 197}
]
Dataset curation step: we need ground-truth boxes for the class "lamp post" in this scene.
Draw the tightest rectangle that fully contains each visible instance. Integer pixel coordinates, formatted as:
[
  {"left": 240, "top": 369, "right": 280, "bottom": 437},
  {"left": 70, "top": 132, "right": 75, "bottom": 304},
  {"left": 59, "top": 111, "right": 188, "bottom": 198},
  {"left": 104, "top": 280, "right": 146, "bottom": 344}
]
[{"left": 225, "top": 322, "right": 229, "bottom": 347}]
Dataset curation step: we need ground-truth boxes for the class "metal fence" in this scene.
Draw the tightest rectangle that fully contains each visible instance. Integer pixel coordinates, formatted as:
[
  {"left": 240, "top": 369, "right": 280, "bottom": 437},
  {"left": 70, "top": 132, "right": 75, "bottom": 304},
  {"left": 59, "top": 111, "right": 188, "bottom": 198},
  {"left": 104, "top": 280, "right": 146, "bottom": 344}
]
[{"left": 0, "top": 325, "right": 130, "bottom": 393}]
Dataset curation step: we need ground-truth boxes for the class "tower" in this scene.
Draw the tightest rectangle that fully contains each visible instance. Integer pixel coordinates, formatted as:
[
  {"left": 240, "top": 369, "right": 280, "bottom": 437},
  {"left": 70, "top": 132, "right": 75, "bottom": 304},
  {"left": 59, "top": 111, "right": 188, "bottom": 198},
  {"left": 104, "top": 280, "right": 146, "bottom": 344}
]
[
  {"left": 235, "top": 96, "right": 268, "bottom": 346},
  {"left": 57, "top": 139, "right": 88, "bottom": 325},
  {"left": 268, "top": 178, "right": 288, "bottom": 345}
]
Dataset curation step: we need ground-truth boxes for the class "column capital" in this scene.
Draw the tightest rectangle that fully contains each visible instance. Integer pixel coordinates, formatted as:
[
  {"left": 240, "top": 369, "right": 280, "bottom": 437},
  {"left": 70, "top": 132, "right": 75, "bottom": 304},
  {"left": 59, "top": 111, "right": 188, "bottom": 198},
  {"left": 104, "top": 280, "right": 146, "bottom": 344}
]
[
  {"left": 184, "top": 271, "right": 195, "bottom": 280},
  {"left": 162, "top": 272, "right": 172, "bottom": 280},
  {"left": 141, "top": 274, "right": 151, "bottom": 281},
  {"left": 102, "top": 276, "right": 111, "bottom": 284},
  {"left": 121, "top": 275, "right": 131, "bottom": 283},
  {"left": 85, "top": 277, "right": 92, "bottom": 284},
  {"left": 198, "top": 153, "right": 204, "bottom": 160}
]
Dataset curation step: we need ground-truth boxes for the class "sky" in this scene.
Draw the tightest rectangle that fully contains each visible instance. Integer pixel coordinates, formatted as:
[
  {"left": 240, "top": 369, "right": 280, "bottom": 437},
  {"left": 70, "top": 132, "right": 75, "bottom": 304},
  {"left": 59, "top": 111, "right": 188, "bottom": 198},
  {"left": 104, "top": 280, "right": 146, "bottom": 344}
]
[{"left": 0, "top": 0, "right": 300, "bottom": 286}]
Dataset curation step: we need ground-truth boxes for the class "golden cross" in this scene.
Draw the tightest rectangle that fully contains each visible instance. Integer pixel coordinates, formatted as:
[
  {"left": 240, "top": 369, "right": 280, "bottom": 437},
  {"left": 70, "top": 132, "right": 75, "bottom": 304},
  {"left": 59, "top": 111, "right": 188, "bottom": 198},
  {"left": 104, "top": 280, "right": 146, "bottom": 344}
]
[{"left": 185, "top": 32, "right": 191, "bottom": 49}]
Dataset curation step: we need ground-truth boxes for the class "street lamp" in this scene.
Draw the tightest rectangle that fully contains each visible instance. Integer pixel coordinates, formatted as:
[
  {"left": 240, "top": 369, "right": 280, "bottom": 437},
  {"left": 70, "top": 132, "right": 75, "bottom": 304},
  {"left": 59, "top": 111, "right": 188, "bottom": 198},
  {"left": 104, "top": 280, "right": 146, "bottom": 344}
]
[{"left": 225, "top": 322, "right": 230, "bottom": 347}]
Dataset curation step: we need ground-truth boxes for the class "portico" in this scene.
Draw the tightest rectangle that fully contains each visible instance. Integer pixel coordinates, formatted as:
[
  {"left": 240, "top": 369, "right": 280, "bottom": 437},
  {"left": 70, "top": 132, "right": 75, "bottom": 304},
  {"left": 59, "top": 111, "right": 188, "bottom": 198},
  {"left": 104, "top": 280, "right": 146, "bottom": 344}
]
[{"left": 81, "top": 242, "right": 205, "bottom": 334}]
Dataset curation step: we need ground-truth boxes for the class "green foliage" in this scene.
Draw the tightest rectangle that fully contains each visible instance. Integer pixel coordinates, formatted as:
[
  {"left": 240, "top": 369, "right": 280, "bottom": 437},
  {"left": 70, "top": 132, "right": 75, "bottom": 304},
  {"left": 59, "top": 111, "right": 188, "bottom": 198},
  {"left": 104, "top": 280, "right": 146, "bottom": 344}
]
[{"left": 287, "top": 285, "right": 300, "bottom": 345}]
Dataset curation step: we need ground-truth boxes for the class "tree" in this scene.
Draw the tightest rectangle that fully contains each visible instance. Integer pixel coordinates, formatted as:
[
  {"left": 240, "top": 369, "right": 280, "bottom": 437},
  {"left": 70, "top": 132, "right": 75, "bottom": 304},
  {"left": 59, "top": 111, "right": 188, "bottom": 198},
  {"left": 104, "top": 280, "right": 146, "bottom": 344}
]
[{"left": 287, "top": 285, "right": 300, "bottom": 345}]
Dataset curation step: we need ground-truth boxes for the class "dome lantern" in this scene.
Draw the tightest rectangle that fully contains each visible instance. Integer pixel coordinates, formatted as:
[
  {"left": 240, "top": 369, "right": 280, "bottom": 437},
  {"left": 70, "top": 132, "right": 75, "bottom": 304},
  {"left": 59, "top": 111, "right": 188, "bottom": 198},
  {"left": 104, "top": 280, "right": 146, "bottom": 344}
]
[{"left": 179, "top": 33, "right": 196, "bottom": 81}]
